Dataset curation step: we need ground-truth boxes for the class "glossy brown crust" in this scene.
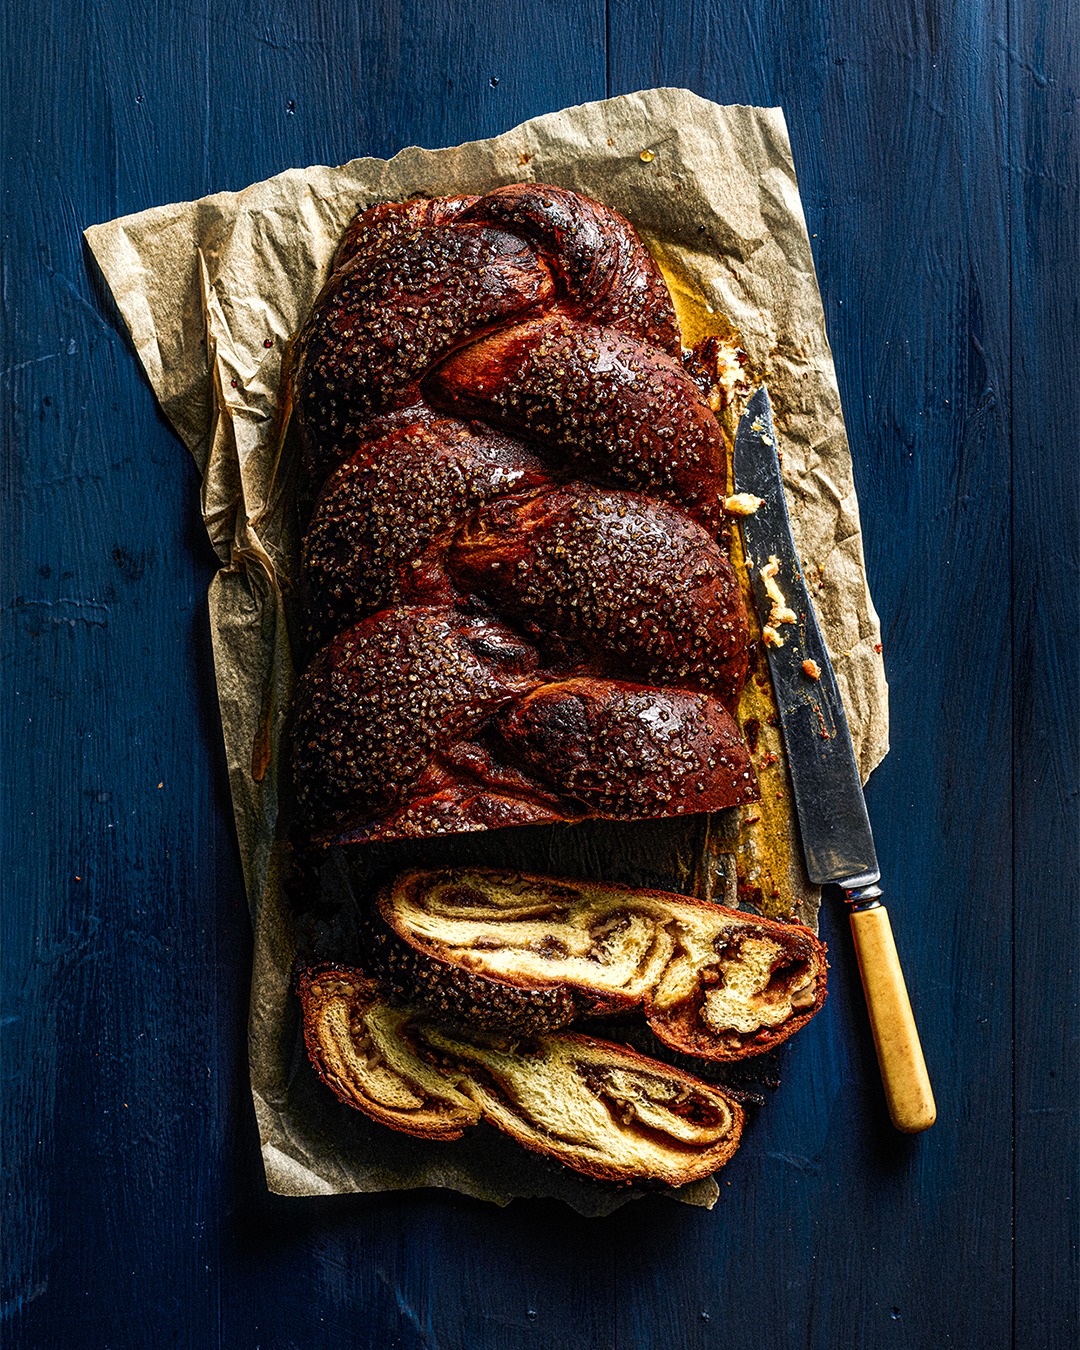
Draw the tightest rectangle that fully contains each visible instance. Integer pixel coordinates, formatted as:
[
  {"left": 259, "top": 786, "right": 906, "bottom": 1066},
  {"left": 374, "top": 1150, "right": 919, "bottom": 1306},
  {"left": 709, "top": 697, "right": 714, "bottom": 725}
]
[
  {"left": 305, "top": 463, "right": 748, "bottom": 701},
  {"left": 299, "top": 964, "right": 746, "bottom": 1184},
  {"left": 328, "top": 775, "right": 574, "bottom": 847},
  {"left": 424, "top": 314, "right": 725, "bottom": 530},
  {"left": 290, "top": 185, "right": 756, "bottom": 845},
  {"left": 294, "top": 617, "right": 757, "bottom": 844},
  {"left": 290, "top": 608, "right": 538, "bottom": 835},
  {"left": 296, "top": 224, "right": 554, "bottom": 481},
  {"left": 448, "top": 484, "right": 749, "bottom": 705},
  {"left": 376, "top": 868, "right": 828, "bottom": 1059},
  {"left": 459, "top": 183, "right": 682, "bottom": 353},
  {"left": 331, "top": 194, "right": 479, "bottom": 273},
  {"left": 301, "top": 409, "right": 551, "bottom": 645},
  {"left": 493, "top": 679, "right": 758, "bottom": 818}
]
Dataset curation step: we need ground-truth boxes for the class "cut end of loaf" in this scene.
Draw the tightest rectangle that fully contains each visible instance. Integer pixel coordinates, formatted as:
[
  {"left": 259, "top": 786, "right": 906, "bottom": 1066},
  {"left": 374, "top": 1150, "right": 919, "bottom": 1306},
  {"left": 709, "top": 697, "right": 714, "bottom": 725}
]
[
  {"left": 298, "top": 964, "right": 745, "bottom": 1186},
  {"left": 379, "top": 868, "right": 827, "bottom": 1059},
  {"left": 298, "top": 967, "right": 479, "bottom": 1139}
]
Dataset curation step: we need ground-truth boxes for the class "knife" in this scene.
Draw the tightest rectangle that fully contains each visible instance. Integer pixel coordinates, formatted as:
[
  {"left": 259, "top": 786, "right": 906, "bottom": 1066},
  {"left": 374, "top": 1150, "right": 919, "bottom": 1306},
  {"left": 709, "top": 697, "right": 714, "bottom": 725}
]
[{"left": 733, "top": 386, "right": 936, "bottom": 1133}]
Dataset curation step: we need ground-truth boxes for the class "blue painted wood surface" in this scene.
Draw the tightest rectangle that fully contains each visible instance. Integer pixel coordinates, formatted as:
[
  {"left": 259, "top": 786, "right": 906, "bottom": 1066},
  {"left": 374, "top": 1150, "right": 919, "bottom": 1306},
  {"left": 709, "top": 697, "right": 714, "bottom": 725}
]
[{"left": 3, "top": 1, "right": 1076, "bottom": 1346}]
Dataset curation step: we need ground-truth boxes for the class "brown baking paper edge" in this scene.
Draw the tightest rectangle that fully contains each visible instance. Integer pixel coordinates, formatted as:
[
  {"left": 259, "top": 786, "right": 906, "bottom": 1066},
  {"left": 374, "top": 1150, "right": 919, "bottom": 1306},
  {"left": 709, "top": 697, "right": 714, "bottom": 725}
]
[{"left": 85, "top": 89, "right": 888, "bottom": 1215}]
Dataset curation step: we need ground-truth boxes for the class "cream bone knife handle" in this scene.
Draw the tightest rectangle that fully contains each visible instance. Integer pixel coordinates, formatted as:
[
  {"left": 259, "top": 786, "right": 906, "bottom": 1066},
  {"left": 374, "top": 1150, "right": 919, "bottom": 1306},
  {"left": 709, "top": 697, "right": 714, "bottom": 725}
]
[{"left": 846, "top": 886, "right": 937, "bottom": 1133}]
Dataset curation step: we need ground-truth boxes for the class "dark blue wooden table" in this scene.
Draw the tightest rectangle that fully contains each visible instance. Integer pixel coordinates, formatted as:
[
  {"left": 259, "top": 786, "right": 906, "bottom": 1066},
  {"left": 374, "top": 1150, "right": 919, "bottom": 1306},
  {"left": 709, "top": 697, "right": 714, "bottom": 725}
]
[{"left": 4, "top": 3, "right": 1077, "bottom": 1346}]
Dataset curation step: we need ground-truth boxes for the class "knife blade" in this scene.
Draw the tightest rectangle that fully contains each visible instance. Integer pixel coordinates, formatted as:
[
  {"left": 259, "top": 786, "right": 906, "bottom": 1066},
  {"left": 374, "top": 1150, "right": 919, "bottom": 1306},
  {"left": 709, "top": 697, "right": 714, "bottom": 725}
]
[
  {"left": 734, "top": 386, "right": 879, "bottom": 890},
  {"left": 733, "top": 386, "right": 936, "bottom": 1133}
]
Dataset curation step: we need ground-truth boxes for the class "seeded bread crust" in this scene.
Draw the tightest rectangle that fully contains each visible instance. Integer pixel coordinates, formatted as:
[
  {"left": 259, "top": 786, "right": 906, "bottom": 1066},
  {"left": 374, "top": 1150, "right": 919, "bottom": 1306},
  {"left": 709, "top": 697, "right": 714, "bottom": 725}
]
[
  {"left": 289, "top": 183, "right": 759, "bottom": 846},
  {"left": 361, "top": 904, "right": 591, "bottom": 1034}
]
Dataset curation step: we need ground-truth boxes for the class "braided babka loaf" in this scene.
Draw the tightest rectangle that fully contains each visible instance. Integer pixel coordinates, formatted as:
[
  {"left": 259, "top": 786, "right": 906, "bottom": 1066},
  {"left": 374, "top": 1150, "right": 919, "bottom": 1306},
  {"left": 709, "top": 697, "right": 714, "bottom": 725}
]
[{"left": 290, "top": 184, "right": 757, "bottom": 845}]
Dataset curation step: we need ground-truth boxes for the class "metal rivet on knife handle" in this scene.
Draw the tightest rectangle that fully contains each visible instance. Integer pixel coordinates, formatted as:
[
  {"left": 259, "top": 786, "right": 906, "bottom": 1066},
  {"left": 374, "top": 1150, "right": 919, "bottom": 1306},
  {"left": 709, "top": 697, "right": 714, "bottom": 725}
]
[{"left": 847, "top": 888, "right": 937, "bottom": 1133}]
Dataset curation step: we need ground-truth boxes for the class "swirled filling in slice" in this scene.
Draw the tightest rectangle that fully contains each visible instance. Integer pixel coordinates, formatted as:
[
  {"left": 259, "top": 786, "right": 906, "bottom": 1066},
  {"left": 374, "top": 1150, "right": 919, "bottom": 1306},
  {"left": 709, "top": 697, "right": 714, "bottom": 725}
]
[{"left": 371, "top": 868, "right": 826, "bottom": 1058}]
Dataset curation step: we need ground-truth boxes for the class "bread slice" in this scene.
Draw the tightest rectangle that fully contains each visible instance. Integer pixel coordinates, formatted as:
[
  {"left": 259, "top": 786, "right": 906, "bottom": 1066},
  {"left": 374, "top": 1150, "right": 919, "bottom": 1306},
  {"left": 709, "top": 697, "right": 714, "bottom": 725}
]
[
  {"left": 298, "top": 967, "right": 479, "bottom": 1139},
  {"left": 372, "top": 868, "right": 827, "bottom": 1059},
  {"left": 299, "top": 965, "right": 745, "bottom": 1185}
]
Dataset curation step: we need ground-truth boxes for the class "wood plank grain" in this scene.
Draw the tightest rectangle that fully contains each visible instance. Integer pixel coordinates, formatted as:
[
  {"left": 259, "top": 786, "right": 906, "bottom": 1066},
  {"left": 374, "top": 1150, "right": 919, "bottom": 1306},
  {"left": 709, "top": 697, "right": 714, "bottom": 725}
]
[
  {"left": 2, "top": 6, "right": 248, "bottom": 1348},
  {"left": 4, "top": 0, "right": 1075, "bottom": 1345},
  {"left": 607, "top": 1, "right": 1016, "bottom": 1346},
  {"left": 1008, "top": 0, "right": 1080, "bottom": 1343},
  {"left": 2, "top": 4, "right": 612, "bottom": 1349}
]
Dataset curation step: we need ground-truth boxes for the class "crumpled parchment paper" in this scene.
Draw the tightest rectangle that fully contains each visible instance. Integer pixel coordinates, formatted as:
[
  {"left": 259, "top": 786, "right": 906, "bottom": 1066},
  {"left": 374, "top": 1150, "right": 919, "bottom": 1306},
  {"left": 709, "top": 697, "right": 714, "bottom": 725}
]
[{"left": 85, "top": 88, "right": 888, "bottom": 1215}]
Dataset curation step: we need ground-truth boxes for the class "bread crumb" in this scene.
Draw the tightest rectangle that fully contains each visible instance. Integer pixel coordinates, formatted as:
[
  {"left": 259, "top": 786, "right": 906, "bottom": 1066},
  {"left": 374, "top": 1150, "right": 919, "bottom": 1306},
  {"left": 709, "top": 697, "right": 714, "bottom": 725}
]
[
  {"left": 724, "top": 492, "right": 764, "bottom": 516},
  {"left": 762, "top": 625, "right": 784, "bottom": 648},
  {"left": 760, "top": 556, "right": 797, "bottom": 629},
  {"left": 802, "top": 659, "right": 821, "bottom": 680}
]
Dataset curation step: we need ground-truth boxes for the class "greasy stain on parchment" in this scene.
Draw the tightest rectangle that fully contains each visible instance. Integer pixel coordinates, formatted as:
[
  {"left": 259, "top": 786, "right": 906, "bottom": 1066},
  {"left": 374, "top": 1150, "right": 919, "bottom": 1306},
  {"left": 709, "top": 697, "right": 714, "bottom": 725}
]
[{"left": 663, "top": 258, "right": 817, "bottom": 927}]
